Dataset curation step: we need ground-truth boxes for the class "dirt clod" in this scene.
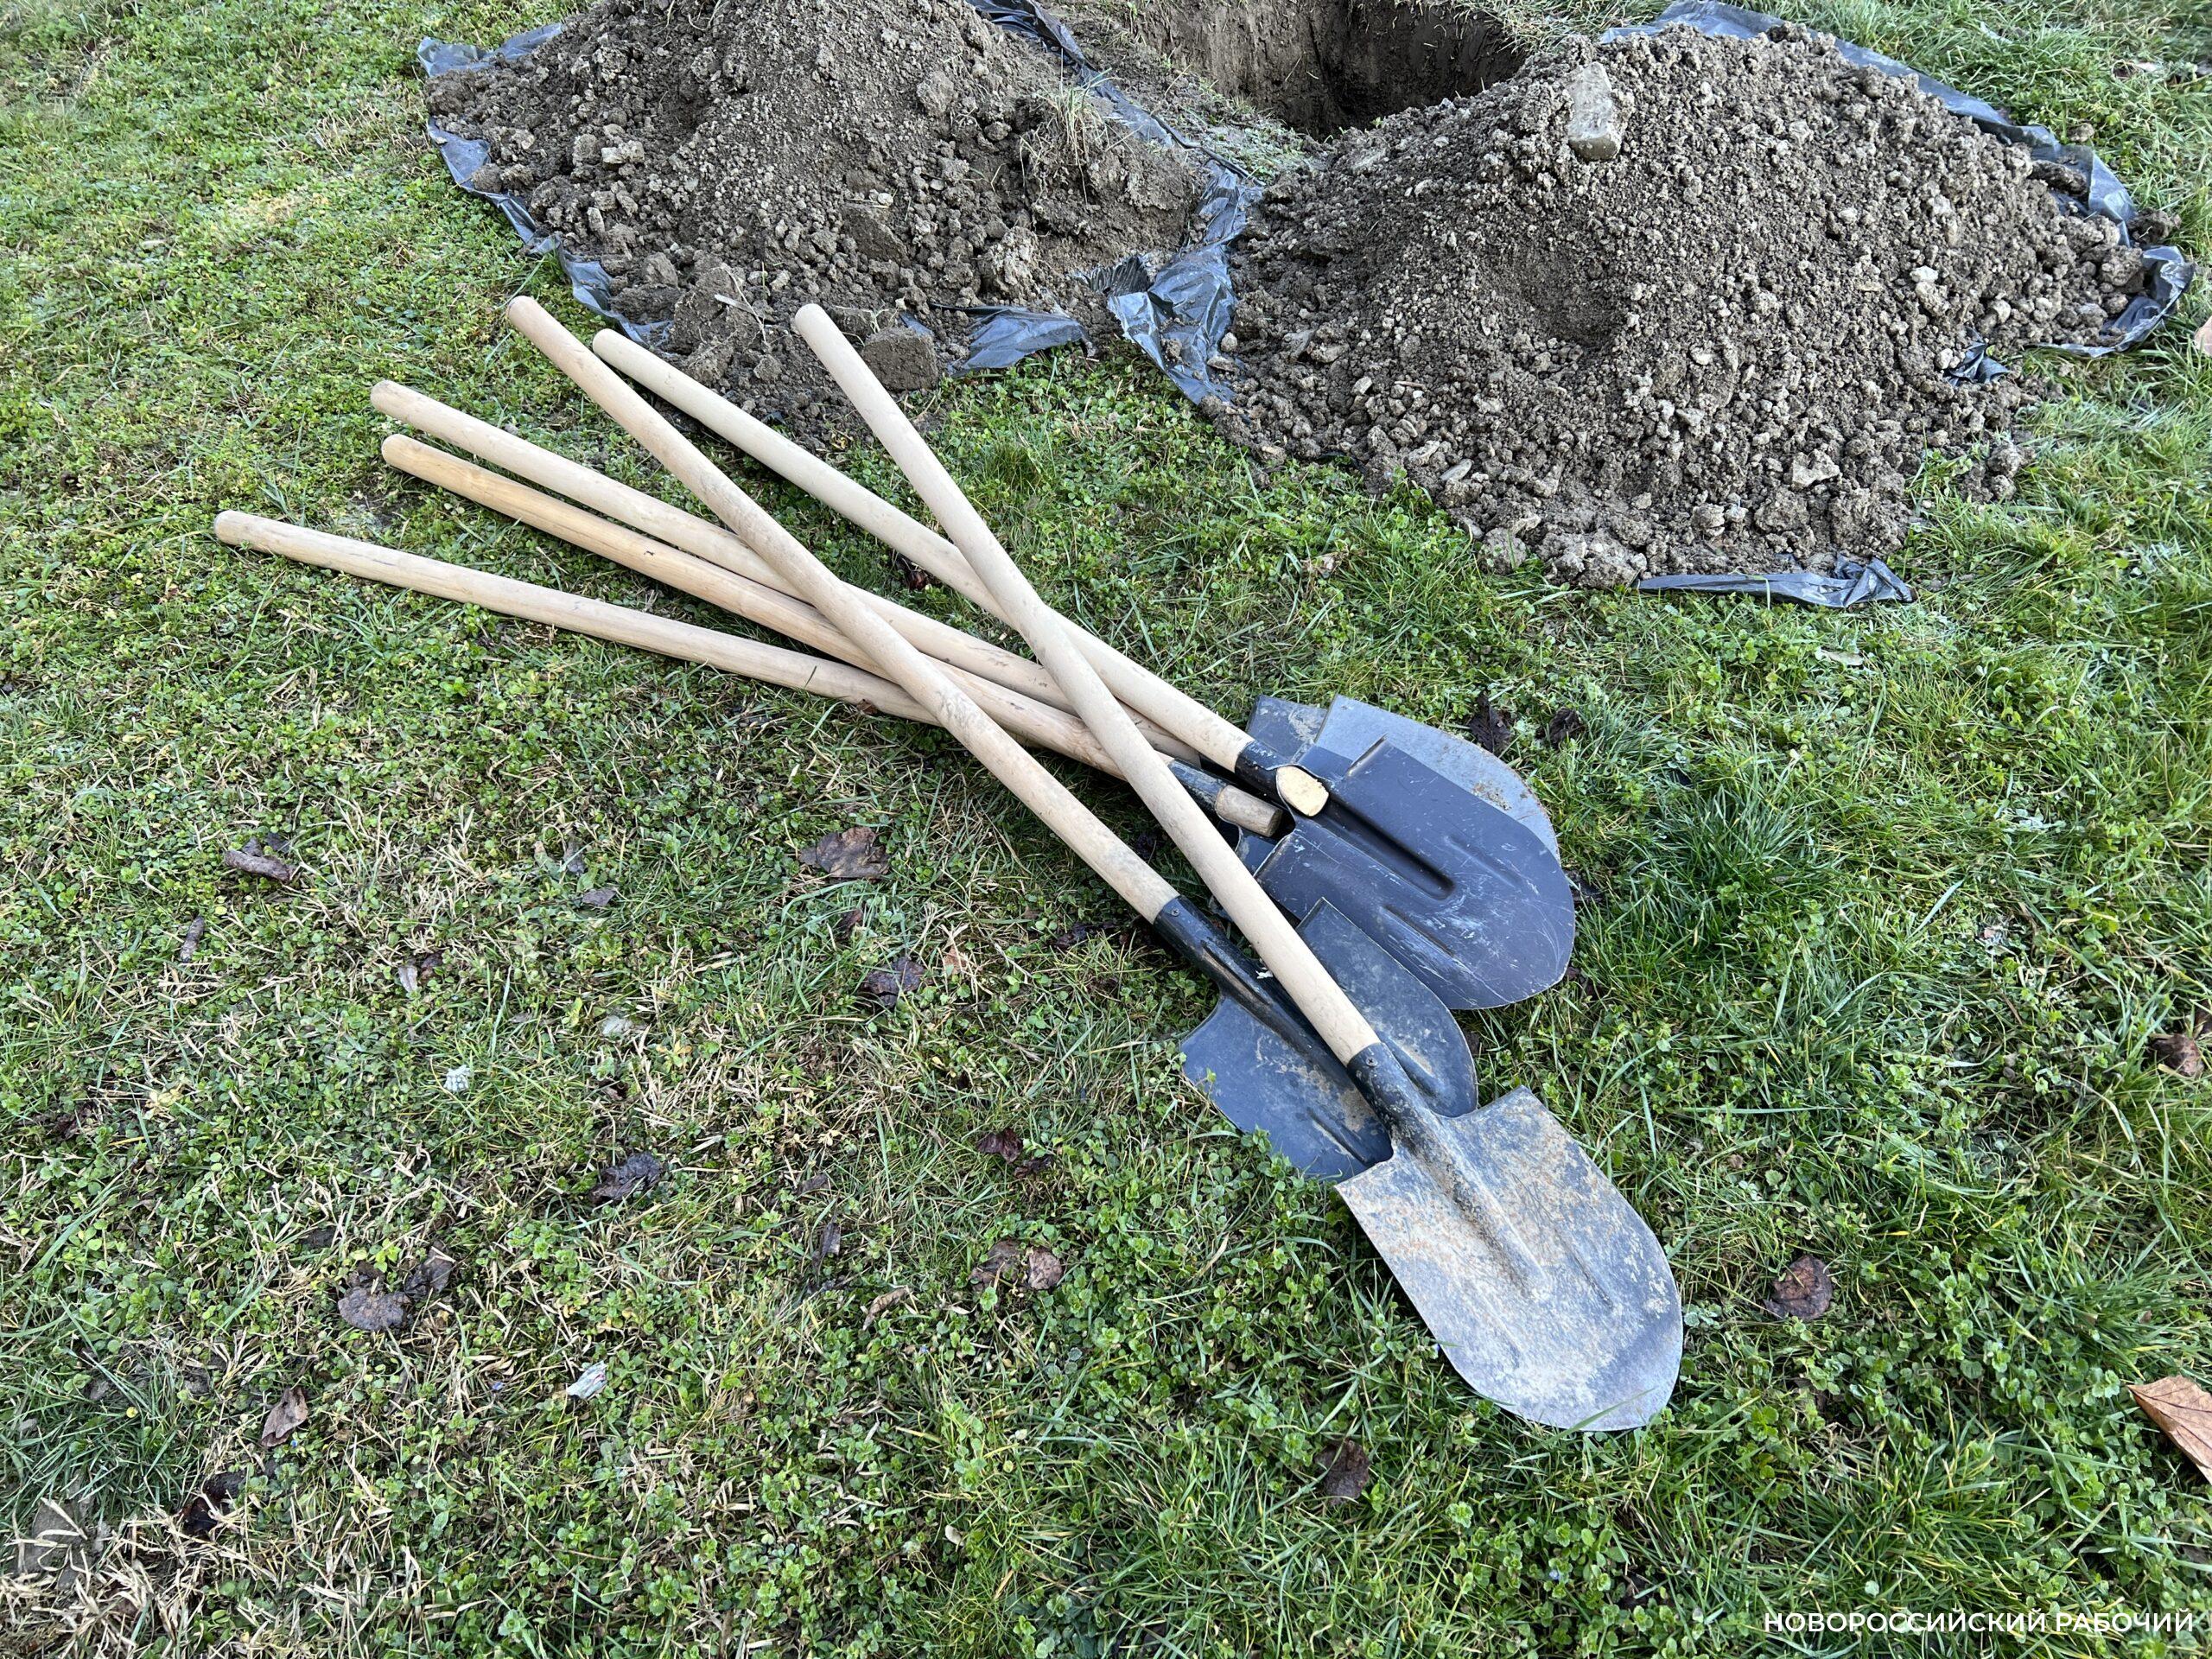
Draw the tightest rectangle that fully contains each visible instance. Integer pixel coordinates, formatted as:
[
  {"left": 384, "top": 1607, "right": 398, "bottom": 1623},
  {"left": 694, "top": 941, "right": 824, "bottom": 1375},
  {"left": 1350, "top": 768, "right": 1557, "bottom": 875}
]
[
  {"left": 1220, "top": 26, "right": 2135, "bottom": 584},
  {"left": 428, "top": 0, "right": 1200, "bottom": 419}
]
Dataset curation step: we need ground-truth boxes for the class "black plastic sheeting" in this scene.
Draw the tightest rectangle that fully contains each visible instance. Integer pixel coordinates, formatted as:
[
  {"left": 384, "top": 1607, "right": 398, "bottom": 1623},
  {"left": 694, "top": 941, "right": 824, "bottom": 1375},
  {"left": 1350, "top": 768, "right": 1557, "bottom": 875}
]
[
  {"left": 421, "top": 0, "right": 1256, "bottom": 392},
  {"left": 1638, "top": 557, "right": 1915, "bottom": 607}
]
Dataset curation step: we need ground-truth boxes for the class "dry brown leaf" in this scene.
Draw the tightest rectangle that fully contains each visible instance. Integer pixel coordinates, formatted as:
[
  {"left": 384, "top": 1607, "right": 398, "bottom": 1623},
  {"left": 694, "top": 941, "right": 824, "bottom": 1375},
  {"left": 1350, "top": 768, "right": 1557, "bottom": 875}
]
[
  {"left": 1318, "top": 1438, "right": 1372, "bottom": 1504},
  {"left": 2130, "top": 1375, "right": 2212, "bottom": 1483},
  {"left": 1763, "top": 1255, "right": 1834, "bottom": 1320},
  {"left": 259, "top": 1385, "right": 308, "bottom": 1447},
  {"left": 864, "top": 1287, "right": 912, "bottom": 1323},
  {"left": 798, "top": 826, "right": 890, "bottom": 880}
]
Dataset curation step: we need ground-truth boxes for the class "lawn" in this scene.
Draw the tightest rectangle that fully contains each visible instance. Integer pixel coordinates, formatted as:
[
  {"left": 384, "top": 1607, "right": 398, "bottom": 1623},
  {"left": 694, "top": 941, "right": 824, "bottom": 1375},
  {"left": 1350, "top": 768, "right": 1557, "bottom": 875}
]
[{"left": 2, "top": 0, "right": 2209, "bottom": 1651}]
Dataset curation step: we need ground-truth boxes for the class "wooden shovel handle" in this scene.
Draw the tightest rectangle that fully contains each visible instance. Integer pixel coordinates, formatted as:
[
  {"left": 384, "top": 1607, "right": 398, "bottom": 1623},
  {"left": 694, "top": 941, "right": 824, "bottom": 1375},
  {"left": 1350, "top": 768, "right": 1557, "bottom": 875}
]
[
  {"left": 210, "top": 511, "right": 1200, "bottom": 794},
  {"left": 213, "top": 512, "right": 929, "bottom": 717},
  {"left": 368, "top": 383, "right": 1085, "bottom": 726},
  {"left": 792, "top": 305, "right": 1382, "bottom": 1067},
  {"left": 504, "top": 296, "right": 1180, "bottom": 925},
  {"left": 592, "top": 329, "right": 1268, "bottom": 782},
  {"left": 381, "top": 434, "right": 1283, "bottom": 836}
]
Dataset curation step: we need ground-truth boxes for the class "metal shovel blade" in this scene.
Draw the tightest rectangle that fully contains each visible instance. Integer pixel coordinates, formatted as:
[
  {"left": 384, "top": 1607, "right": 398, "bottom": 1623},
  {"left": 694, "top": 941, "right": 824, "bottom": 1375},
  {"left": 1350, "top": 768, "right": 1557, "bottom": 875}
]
[
  {"left": 1181, "top": 899, "right": 1477, "bottom": 1182},
  {"left": 1249, "top": 696, "right": 1559, "bottom": 856},
  {"left": 1180, "top": 902, "right": 1681, "bottom": 1430},
  {"left": 1237, "top": 733, "right": 1576, "bottom": 1011},
  {"left": 1338, "top": 1090, "right": 1681, "bottom": 1430}
]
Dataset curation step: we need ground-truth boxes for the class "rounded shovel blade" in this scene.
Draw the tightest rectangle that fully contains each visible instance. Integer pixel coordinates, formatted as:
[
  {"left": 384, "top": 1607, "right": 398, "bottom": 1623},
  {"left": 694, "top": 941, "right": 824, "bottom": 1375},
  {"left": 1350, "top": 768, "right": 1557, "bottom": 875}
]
[
  {"left": 1338, "top": 1088, "right": 1682, "bottom": 1431},
  {"left": 1241, "top": 737, "right": 1577, "bottom": 1011},
  {"left": 1245, "top": 696, "right": 1559, "bottom": 855}
]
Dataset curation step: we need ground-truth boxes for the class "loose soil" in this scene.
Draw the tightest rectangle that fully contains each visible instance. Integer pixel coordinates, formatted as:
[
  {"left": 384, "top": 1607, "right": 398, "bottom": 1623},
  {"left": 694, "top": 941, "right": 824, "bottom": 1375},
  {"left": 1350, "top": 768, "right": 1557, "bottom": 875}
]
[
  {"left": 426, "top": 0, "right": 1203, "bottom": 421},
  {"left": 1215, "top": 24, "right": 2146, "bottom": 583}
]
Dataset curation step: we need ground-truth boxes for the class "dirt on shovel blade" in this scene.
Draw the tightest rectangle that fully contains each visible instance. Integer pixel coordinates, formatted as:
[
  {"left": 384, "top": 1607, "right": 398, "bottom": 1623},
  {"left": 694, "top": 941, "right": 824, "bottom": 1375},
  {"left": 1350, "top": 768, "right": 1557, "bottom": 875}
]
[
  {"left": 1217, "top": 24, "right": 2144, "bottom": 585},
  {"left": 425, "top": 0, "right": 1202, "bottom": 424}
]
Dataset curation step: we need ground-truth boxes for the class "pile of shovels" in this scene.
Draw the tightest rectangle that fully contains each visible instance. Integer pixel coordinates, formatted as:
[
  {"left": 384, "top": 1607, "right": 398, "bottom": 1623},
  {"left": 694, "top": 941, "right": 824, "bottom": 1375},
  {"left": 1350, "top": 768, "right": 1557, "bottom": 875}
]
[{"left": 216, "top": 298, "right": 1683, "bottom": 1431}]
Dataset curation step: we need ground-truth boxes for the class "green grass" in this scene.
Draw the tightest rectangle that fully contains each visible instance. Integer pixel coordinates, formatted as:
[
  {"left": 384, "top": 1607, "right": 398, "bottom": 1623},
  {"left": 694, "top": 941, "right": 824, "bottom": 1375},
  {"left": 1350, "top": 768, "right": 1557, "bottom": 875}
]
[{"left": 3, "top": 0, "right": 2210, "bottom": 1651}]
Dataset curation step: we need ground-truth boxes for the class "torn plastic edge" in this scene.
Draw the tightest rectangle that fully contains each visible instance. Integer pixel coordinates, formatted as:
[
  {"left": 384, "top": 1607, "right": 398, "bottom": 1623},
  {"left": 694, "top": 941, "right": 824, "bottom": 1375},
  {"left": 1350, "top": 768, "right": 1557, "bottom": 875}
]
[
  {"left": 1606, "top": 1, "right": 2194, "bottom": 376},
  {"left": 420, "top": 0, "right": 1256, "bottom": 397},
  {"left": 1636, "top": 557, "right": 1914, "bottom": 608}
]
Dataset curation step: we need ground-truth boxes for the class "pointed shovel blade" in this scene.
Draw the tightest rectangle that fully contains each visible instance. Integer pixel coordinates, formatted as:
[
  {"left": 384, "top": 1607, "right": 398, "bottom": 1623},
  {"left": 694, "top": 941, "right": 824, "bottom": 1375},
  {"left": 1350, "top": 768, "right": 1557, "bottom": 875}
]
[
  {"left": 1339, "top": 1090, "right": 1681, "bottom": 1430},
  {"left": 1179, "top": 903, "right": 1681, "bottom": 1431}
]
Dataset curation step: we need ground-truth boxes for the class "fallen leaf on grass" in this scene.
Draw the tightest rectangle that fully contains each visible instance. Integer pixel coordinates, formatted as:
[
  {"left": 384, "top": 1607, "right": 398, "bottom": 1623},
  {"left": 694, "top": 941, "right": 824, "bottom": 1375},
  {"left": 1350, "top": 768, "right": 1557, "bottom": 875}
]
[
  {"left": 858, "top": 957, "right": 923, "bottom": 1010},
  {"left": 1465, "top": 693, "right": 1512, "bottom": 757},
  {"left": 177, "top": 918, "right": 207, "bottom": 963},
  {"left": 222, "top": 842, "right": 296, "bottom": 882},
  {"left": 1544, "top": 706, "right": 1587, "bottom": 747},
  {"left": 813, "top": 1219, "right": 843, "bottom": 1262},
  {"left": 593, "top": 1152, "right": 666, "bottom": 1203},
  {"left": 179, "top": 1471, "right": 245, "bottom": 1539},
  {"left": 2150, "top": 1016, "right": 2205, "bottom": 1078},
  {"left": 259, "top": 1386, "right": 308, "bottom": 1448},
  {"left": 337, "top": 1281, "right": 407, "bottom": 1333},
  {"left": 971, "top": 1238, "right": 1065, "bottom": 1291},
  {"left": 575, "top": 887, "right": 618, "bottom": 909},
  {"left": 864, "top": 1287, "right": 912, "bottom": 1323},
  {"left": 1318, "top": 1439, "right": 1371, "bottom": 1504},
  {"left": 799, "top": 826, "right": 890, "bottom": 880},
  {"left": 833, "top": 906, "right": 865, "bottom": 943},
  {"left": 1763, "top": 1255, "right": 1834, "bottom": 1320},
  {"left": 1048, "top": 921, "right": 1095, "bottom": 953},
  {"left": 976, "top": 1128, "right": 1053, "bottom": 1178},
  {"left": 2130, "top": 1375, "right": 2212, "bottom": 1483}
]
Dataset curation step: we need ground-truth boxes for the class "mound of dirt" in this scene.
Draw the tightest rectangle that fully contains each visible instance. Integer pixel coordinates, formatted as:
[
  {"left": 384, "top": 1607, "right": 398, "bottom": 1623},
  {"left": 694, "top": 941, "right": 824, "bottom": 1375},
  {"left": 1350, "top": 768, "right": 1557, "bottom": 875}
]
[
  {"left": 1215, "top": 24, "right": 2146, "bottom": 584},
  {"left": 426, "top": 0, "right": 1200, "bottom": 421}
]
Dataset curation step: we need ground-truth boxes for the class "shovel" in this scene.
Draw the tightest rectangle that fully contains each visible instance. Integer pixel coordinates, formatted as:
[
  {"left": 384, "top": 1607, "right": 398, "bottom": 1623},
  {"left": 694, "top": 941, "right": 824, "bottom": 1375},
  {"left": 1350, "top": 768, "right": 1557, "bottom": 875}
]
[
  {"left": 594, "top": 332, "right": 1577, "bottom": 1012},
  {"left": 781, "top": 302, "right": 1682, "bottom": 1431}
]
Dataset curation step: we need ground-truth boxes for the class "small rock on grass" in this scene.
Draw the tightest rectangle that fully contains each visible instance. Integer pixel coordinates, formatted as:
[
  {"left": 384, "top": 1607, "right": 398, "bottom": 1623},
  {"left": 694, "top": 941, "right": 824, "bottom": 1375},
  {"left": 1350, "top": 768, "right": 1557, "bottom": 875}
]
[
  {"left": 799, "top": 825, "right": 891, "bottom": 880},
  {"left": 1763, "top": 1254, "right": 1834, "bottom": 1320}
]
